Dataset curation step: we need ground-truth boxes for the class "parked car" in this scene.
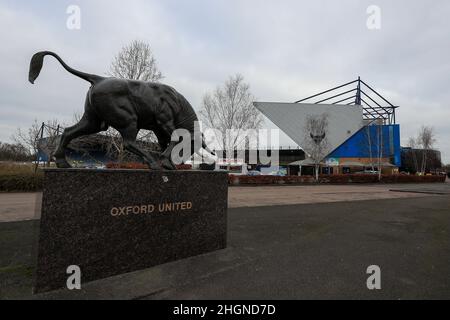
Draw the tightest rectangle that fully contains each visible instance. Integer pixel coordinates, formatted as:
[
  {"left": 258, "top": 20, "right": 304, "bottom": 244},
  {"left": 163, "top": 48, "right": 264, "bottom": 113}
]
[{"left": 247, "top": 170, "right": 262, "bottom": 176}]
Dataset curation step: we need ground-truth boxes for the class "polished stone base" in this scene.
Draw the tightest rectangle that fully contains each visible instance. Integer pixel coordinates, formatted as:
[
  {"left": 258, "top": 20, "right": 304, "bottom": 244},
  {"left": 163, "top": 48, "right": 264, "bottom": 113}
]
[{"left": 35, "top": 169, "right": 228, "bottom": 293}]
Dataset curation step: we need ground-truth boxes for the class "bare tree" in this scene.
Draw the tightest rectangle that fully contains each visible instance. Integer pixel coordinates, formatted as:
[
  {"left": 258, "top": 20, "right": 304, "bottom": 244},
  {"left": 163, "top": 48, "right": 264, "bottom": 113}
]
[
  {"left": 358, "top": 124, "right": 376, "bottom": 172},
  {"left": 38, "top": 119, "right": 61, "bottom": 166},
  {"left": 12, "top": 119, "right": 41, "bottom": 159},
  {"left": 200, "top": 74, "right": 262, "bottom": 165},
  {"left": 12, "top": 119, "right": 62, "bottom": 167},
  {"left": 108, "top": 40, "right": 163, "bottom": 82},
  {"left": 417, "top": 125, "right": 436, "bottom": 174},
  {"left": 376, "top": 123, "right": 383, "bottom": 181},
  {"left": 0, "top": 142, "right": 32, "bottom": 161},
  {"left": 104, "top": 40, "right": 162, "bottom": 163},
  {"left": 407, "top": 136, "right": 419, "bottom": 173},
  {"left": 365, "top": 126, "right": 375, "bottom": 171},
  {"left": 302, "top": 113, "right": 330, "bottom": 181}
]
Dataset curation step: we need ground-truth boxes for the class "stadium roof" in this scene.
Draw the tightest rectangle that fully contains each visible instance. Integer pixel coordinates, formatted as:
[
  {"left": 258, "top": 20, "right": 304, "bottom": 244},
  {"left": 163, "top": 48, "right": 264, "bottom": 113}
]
[
  {"left": 294, "top": 77, "right": 398, "bottom": 125},
  {"left": 253, "top": 77, "right": 399, "bottom": 158},
  {"left": 253, "top": 102, "right": 365, "bottom": 157}
]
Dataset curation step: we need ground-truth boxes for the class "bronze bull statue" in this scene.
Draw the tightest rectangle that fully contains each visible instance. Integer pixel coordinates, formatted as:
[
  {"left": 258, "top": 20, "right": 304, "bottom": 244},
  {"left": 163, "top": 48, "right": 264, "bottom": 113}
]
[{"left": 29, "top": 51, "right": 214, "bottom": 170}]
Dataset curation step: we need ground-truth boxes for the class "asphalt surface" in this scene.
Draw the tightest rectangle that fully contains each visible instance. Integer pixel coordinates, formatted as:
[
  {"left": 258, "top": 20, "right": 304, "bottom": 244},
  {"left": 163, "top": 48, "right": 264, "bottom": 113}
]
[{"left": 1, "top": 195, "right": 449, "bottom": 299}]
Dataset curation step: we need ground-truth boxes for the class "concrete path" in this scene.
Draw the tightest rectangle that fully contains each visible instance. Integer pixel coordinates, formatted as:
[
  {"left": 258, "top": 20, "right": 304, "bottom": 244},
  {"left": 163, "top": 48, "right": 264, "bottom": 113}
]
[
  {"left": 1, "top": 182, "right": 448, "bottom": 222},
  {"left": 0, "top": 193, "right": 41, "bottom": 223},
  {"left": 228, "top": 184, "right": 440, "bottom": 208}
]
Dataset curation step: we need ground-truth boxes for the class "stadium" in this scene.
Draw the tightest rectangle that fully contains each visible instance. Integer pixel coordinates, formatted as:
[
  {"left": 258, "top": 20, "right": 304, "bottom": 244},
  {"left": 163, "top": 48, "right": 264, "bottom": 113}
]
[
  {"left": 252, "top": 77, "right": 401, "bottom": 176},
  {"left": 36, "top": 77, "right": 441, "bottom": 176}
]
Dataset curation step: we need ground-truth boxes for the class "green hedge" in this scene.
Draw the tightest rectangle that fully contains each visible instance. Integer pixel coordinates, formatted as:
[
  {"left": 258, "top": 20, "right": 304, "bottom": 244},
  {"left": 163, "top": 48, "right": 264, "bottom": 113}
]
[
  {"left": 0, "top": 172, "right": 43, "bottom": 192},
  {"left": 229, "top": 174, "right": 446, "bottom": 185}
]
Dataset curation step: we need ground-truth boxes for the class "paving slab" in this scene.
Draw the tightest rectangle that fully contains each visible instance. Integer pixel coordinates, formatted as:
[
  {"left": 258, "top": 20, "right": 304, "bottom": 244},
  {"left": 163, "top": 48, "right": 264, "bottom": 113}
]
[
  {"left": 1, "top": 183, "right": 446, "bottom": 222},
  {"left": 0, "top": 193, "right": 41, "bottom": 222},
  {"left": 228, "top": 184, "right": 438, "bottom": 208}
]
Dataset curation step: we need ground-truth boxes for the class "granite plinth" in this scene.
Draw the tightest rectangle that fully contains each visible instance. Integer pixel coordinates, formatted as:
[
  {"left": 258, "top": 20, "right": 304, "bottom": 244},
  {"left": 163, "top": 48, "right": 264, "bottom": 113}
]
[{"left": 35, "top": 169, "right": 228, "bottom": 293}]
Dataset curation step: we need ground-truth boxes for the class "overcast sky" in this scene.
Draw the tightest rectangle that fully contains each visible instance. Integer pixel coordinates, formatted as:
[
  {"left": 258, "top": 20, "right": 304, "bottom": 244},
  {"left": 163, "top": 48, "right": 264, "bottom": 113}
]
[{"left": 0, "top": 0, "right": 449, "bottom": 163}]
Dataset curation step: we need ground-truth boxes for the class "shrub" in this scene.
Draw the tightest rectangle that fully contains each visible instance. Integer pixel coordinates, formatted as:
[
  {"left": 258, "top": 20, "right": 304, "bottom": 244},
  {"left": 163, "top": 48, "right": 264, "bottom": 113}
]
[
  {"left": 228, "top": 174, "right": 445, "bottom": 185},
  {"left": 106, "top": 162, "right": 148, "bottom": 169},
  {"left": 0, "top": 165, "right": 43, "bottom": 192},
  {"left": 106, "top": 162, "right": 192, "bottom": 170},
  {"left": 0, "top": 162, "right": 42, "bottom": 191},
  {"left": 0, "top": 174, "right": 43, "bottom": 192},
  {"left": 228, "top": 175, "right": 315, "bottom": 185}
]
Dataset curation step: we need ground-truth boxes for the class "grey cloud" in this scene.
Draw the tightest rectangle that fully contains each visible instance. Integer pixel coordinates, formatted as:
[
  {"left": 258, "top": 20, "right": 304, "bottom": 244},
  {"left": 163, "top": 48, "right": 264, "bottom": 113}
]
[{"left": 0, "top": 0, "right": 449, "bottom": 162}]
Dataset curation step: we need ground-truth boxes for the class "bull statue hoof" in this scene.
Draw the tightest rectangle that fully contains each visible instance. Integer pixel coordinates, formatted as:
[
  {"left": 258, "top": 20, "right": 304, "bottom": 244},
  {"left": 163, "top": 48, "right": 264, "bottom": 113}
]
[
  {"left": 55, "top": 158, "right": 71, "bottom": 168},
  {"left": 53, "top": 157, "right": 72, "bottom": 169},
  {"left": 160, "top": 158, "right": 176, "bottom": 170}
]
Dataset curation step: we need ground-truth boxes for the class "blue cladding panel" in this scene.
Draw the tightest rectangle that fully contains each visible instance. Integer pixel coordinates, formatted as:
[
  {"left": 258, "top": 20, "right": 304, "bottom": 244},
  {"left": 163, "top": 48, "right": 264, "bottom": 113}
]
[{"left": 327, "top": 124, "right": 401, "bottom": 167}]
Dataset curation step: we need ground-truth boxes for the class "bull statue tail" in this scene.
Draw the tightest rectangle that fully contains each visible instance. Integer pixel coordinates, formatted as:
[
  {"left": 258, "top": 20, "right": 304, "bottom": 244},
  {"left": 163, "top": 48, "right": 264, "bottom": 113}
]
[{"left": 29, "top": 51, "right": 104, "bottom": 85}]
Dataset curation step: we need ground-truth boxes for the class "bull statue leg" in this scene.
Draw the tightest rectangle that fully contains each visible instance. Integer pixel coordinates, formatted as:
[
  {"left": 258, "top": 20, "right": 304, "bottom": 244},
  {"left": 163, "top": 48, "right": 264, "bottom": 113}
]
[
  {"left": 53, "top": 113, "right": 101, "bottom": 168},
  {"left": 158, "top": 132, "right": 203, "bottom": 169},
  {"left": 153, "top": 128, "right": 177, "bottom": 170},
  {"left": 156, "top": 118, "right": 211, "bottom": 169},
  {"left": 154, "top": 112, "right": 179, "bottom": 170},
  {"left": 118, "top": 123, "right": 163, "bottom": 170}
]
